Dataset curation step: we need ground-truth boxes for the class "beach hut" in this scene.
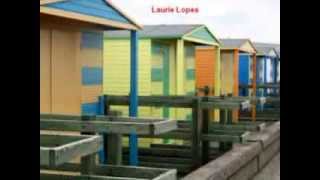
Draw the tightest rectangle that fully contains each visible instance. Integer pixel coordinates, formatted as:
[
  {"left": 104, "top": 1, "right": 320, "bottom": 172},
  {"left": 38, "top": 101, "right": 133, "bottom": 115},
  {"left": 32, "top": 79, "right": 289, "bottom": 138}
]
[
  {"left": 253, "top": 43, "right": 280, "bottom": 96},
  {"left": 103, "top": 25, "right": 221, "bottom": 121},
  {"left": 219, "top": 39, "right": 257, "bottom": 121},
  {"left": 40, "top": 0, "right": 141, "bottom": 115},
  {"left": 219, "top": 39, "right": 257, "bottom": 97},
  {"left": 40, "top": 0, "right": 142, "bottom": 165}
]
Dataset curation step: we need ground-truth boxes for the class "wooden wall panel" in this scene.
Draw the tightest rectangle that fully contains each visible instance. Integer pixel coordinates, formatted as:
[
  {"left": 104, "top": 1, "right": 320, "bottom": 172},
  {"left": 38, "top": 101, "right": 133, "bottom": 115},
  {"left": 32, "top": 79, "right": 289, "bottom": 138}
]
[
  {"left": 51, "top": 29, "right": 81, "bottom": 114},
  {"left": 220, "top": 51, "right": 234, "bottom": 95},
  {"left": 195, "top": 47, "right": 215, "bottom": 96},
  {"left": 40, "top": 28, "right": 52, "bottom": 113}
]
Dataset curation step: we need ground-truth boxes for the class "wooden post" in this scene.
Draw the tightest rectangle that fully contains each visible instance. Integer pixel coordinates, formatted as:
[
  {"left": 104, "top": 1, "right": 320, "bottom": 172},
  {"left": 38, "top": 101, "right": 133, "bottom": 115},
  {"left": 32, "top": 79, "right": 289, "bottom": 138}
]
[
  {"left": 219, "top": 108, "right": 227, "bottom": 152},
  {"left": 102, "top": 95, "right": 111, "bottom": 164},
  {"left": 103, "top": 95, "right": 123, "bottom": 165},
  {"left": 191, "top": 97, "right": 202, "bottom": 168},
  {"left": 252, "top": 54, "right": 257, "bottom": 122},
  {"left": 201, "top": 87, "right": 210, "bottom": 165},
  {"left": 98, "top": 95, "right": 106, "bottom": 164},
  {"left": 80, "top": 115, "right": 96, "bottom": 175},
  {"left": 106, "top": 134, "right": 123, "bottom": 165}
]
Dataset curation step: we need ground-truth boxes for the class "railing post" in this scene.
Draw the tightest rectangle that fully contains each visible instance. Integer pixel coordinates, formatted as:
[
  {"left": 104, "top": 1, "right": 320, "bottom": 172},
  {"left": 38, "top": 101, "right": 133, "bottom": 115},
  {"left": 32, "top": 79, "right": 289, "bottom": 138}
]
[
  {"left": 192, "top": 97, "right": 202, "bottom": 168},
  {"left": 80, "top": 115, "right": 96, "bottom": 175},
  {"left": 98, "top": 95, "right": 106, "bottom": 164},
  {"left": 201, "top": 86, "right": 210, "bottom": 165}
]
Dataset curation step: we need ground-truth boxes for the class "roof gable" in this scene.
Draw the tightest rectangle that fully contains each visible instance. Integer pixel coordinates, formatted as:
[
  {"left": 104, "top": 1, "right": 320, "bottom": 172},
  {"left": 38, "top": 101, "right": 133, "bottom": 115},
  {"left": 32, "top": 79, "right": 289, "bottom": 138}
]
[
  {"left": 240, "top": 41, "right": 257, "bottom": 54},
  {"left": 183, "top": 26, "right": 220, "bottom": 46},
  {"left": 253, "top": 42, "right": 280, "bottom": 58},
  {"left": 40, "top": 0, "right": 141, "bottom": 30},
  {"left": 220, "top": 39, "right": 256, "bottom": 53},
  {"left": 105, "top": 24, "right": 220, "bottom": 46}
]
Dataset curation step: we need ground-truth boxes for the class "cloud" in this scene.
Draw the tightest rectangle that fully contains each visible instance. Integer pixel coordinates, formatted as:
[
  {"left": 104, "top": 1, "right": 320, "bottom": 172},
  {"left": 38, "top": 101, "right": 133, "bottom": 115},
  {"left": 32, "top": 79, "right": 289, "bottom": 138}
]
[{"left": 110, "top": 0, "right": 280, "bottom": 44}]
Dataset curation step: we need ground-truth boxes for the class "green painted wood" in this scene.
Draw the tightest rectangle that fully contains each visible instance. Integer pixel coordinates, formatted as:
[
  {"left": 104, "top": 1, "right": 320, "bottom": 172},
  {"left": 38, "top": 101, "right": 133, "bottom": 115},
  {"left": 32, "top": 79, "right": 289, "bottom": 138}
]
[
  {"left": 123, "top": 147, "right": 192, "bottom": 158},
  {"left": 177, "top": 121, "right": 266, "bottom": 132},
  {"left": 41, "top": 163, "right": 177, "bottom": 179},
  {"left": 191, "top": 98, "right": 202, "bottom": 168},
  {"left": 239, "top": 117, "right": 279, "bottom": 122},
  {"left": 40, "top": 134, "right": 87, "bottom": 147},
  {"left": 122, "top": 154, "right": 193, "bottom": 164},
  {"left": 186, "top": 69, "right": 195, "bottom": 80},
  {"left": 40, "top": 118, "right": 177, "bottom": 135},
  {"left": 186, "top": 26, "right": 219, "bottom": 44},
  {"left": 104, "top": 95, "right": 250, "bottom": 110},
  {"left": 106, "top": 134, "right": 122, "bottom": 165},
  {"left": 152, "top": 43, "right": 170, "bottom": 120},
  {"left": 125, "top": 161, "right": 192, "bottom": 175},
  {"left": 151, "top": 68, "right": 164, "bottom": 81},
  {"left": 201, "top": 95, "right": 210, "bottom": 165},
  {"left": 40, "top": 172, "right": 148, "bottom": 180},
  {"left": 80, "top": 116, "right": 96, "bottom": 175},
  {"left": 40, "top": 134, "right": 102, "bottom": 167}
]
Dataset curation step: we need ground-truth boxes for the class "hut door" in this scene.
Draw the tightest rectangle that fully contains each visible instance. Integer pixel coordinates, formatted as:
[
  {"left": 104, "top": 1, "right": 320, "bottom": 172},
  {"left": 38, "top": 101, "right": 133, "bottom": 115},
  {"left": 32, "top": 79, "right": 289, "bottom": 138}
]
[
  {"left": 40, "top": 27, "right": 80, "bottom": 114},
  {"left": 51, "top": 30, "right": 80, "bottom": 114},
  {"left": 195, "top": 48, "right": 216, "bottom": 96},
  {"left": 40, "top": 28, "right": 52, "bottom": 113},
  {"left": 151, "top": 44, "right": 170, "bottom": 118},
  {"left": 256, "top": 58, "right": 265, "bottom": 97},
  {"left": 239, "top": 54, "right": 250, "bottom": 96}
]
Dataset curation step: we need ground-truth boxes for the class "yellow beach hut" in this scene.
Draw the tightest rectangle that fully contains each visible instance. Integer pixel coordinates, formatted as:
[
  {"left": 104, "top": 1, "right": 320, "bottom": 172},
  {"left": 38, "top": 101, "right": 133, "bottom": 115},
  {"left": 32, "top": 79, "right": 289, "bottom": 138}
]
[{"left": 103, "top": 24, "right": 221, "bottom": 121}]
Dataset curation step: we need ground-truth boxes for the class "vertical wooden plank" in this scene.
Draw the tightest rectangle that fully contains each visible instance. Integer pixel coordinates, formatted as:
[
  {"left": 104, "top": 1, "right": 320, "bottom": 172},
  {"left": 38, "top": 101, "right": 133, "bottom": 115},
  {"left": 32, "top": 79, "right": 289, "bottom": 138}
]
[
  {"left": 191, "top": 98, "right": 202, "bottom": 168},
  {"left": 201, "top": 90, "right": 210, "bottom": 165},
  {"left": 214, "top": 46, "right": 221, "bottom": 122},
  {"left": 233, "top": 49, "right": 239, "bottom": 123},
  {"left": 214, "top": 46, "right": 221, "bottom": 98},
  {"left": 101, "top": 95, "right": 111, "bottom": 164},
  {"left": 98, "top": 95, "right": 106, "bottom": 164},
  {"left": 176, "top": 39, "right": 185, "bottom": 95},
  {"left": 51, "top": 29, "right": 81, "bottom": 114},
  {"left": 40, "top": 27, "right": 52, "bottom": 113},
  {"left": 106, "top": 134, "right": 123, "bottom": 165},
  {"left": 80, "top": 115, "right": 96, "bottom": 175},
  {"left": 102, "top": 96, "right": 123, "bottom": 165},
  {"left": 219, "top": 99, "right": 232, "bottom": 152},
  {"left": 252, "top": 54, "right": 257, "bottom": 121},
  {"left": 176, "top": 39, "right": 185, "bottom": 119},
  {"left": 225, "top": 94, "right": 234, "bottom": 150},
  {"left": 195, "top": 47, "right": 215, "bottom": 96},
  {"left": 219, "top": 108, "right": 227, "bottom": 152}
]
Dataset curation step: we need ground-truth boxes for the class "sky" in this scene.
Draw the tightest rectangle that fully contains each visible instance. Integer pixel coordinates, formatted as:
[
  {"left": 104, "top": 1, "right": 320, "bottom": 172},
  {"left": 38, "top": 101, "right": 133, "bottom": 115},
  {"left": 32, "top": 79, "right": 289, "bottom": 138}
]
[{"left": 110, "top": 0, "right": 280, "bottom": 44}]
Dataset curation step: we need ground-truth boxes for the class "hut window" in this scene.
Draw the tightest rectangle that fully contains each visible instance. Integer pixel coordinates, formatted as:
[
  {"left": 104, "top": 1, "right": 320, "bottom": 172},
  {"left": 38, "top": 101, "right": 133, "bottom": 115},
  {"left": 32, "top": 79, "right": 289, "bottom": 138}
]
[
  {"left": 81, "top": 31, "right": 103, "bottom": 49},
  {"left": 151, "top": 68, "right": 163, "bottom": 81},
  {"left": 186, "top": 69, "right": 195, "bottom": 80}
]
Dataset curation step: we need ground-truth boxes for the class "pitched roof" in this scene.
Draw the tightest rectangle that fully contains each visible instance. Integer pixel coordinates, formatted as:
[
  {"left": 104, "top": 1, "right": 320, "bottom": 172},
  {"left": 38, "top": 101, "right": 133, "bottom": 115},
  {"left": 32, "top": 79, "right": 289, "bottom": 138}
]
[
  {"left": 105, "top": 24, "right": 203, "bottom": 38},
  {"left": 40, "top": 0, "right": 142, "bottom": 30},
  {"left": 254, "top": 42, "right": 280, "bottom": 58},
  {"left": 219, "top": 38, "right": 257, "bottom": 54},
  {"left": 219, "top": 39, "right": 249, "bottom": 49}
]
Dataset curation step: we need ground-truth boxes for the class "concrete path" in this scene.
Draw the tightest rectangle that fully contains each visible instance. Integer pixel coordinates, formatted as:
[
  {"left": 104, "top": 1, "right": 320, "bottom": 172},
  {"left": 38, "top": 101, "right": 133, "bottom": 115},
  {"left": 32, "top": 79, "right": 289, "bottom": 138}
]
[{"left": 253, "top": 153, "right": 280, "bottom": 180}]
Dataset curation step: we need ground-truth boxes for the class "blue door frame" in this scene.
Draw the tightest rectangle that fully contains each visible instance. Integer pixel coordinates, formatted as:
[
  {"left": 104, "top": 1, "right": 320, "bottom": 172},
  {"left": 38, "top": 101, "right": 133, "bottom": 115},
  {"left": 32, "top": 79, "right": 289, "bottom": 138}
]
[{"left": 239, "top": 53, "right": 250, "bottom": 96}]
